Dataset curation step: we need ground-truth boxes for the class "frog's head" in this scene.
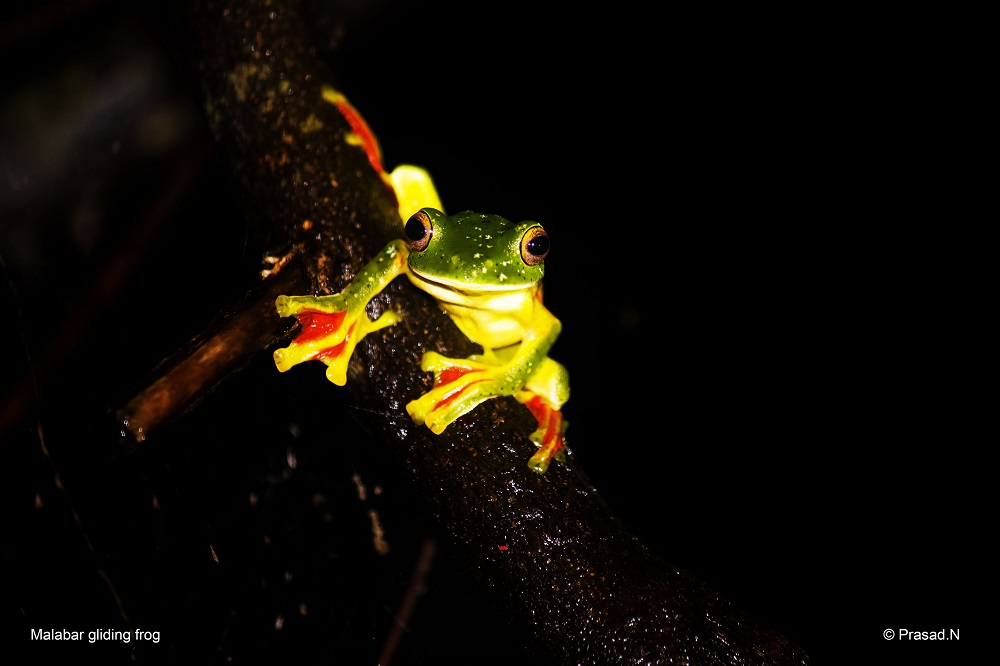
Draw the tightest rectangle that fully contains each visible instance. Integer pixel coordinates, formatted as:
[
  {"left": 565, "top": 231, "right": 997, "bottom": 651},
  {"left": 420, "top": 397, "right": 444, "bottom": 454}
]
[{"left": 404, "top": 208, "right": 549, "bottom": 291}]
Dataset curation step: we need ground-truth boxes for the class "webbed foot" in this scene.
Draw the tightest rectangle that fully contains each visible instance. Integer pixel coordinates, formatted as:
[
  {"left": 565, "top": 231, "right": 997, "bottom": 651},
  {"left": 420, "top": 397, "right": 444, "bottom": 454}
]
[
  {"left": 273, "top": 294, "right": 399, "bottom": 385},
  {"left": 519, "top": 394, "right": 568, "bottom": 474},
  {"left": 407, "top": 352, "right": 569, "bottom": 473},
  {"left": 405, "top": 351, "right": 506, "bottom": 433}
]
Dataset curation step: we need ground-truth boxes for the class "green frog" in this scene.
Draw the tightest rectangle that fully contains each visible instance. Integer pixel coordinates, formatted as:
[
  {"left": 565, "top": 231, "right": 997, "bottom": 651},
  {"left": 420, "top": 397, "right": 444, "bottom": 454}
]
[{"left": 273, "top": 89, "right": 569, "bottom": 473}]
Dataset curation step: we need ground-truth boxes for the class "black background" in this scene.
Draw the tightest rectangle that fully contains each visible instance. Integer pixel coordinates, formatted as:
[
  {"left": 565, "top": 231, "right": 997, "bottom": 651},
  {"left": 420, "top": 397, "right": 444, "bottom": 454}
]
[{"left": 3, "top": 1, "right": 979, "bottom": 664}]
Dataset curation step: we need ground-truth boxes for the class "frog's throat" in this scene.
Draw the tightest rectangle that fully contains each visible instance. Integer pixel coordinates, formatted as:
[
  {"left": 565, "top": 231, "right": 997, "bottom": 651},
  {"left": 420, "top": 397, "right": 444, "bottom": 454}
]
[{"left": 406, "top": 271, "right": 538, "bottom": 313}]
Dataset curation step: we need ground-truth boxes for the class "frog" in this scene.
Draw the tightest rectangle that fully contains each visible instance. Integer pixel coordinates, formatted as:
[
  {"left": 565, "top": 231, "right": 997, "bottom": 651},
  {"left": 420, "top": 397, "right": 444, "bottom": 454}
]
[{"left": 272, "top": 88, "right": 569, "bottom": 473}]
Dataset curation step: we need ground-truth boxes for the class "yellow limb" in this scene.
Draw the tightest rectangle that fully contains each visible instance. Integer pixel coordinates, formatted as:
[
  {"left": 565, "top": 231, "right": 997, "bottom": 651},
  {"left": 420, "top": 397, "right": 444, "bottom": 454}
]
[{"left": 389, "top": 165, "right": 444, "bottom": 220}]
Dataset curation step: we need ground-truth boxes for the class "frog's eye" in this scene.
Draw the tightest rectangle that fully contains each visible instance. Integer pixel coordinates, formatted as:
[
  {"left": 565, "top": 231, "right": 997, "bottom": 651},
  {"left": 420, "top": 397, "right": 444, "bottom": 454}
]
[
  {"left": 405, "top": 209, "right": 433, "bottom": 252},
  {"left": 521, "top": 226, "right": 549, "bottom": 266}
]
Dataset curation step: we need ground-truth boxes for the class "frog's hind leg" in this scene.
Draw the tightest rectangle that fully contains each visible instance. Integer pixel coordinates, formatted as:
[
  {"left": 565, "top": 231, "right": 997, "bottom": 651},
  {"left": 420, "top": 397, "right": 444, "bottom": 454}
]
[
  {"left": 405, "top": 352, "right": 499, "bottom": 434},
  {"left": 389, "top": 165, "right": 445, "bottom": 221},
  {"left": 517, "top": 392, "right": 568, "bottom": 474},
  {"left": 516, "top": 356, "right": 570, "bottom": 474}
]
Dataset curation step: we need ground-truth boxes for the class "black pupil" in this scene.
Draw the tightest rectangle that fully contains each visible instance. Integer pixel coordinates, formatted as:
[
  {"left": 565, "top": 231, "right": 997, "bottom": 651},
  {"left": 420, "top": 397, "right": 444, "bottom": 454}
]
[
  {"left": 405, "top": 216, "right": 427, "bottom": 243},
  {"left": 526, "top": 234, "right": 549, "bottom": 257}
]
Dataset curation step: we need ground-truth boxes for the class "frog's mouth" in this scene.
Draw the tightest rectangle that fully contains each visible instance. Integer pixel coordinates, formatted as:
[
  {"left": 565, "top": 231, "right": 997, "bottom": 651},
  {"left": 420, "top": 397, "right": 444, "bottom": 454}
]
[
  {"left": 407, "top": 269, "right": 534, "bottom": 308},
  {"left": 408, "top": 268, "right": 532, "bottom": 293}
]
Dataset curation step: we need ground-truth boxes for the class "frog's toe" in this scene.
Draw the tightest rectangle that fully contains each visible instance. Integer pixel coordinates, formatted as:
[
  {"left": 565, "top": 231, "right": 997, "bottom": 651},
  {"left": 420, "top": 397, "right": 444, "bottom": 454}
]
[
  {"left": 404, "top": 394, "right": 431, "bottom": 426},
  {"left": 323, "top": 359, "right": 349, "bottom": 387},
  {"left": 526, "top": 432, "right": 566, "bottom": 474},
  {"left": 276, "top": 294, "right": 322, "bottom": 317},
  {"left": 421, "top": 406, "right": 464, "bottom": 435},
  {"left": 527, "top": 450, "right": 552, "bottom": 474},
  {"left": 274, "top": 335, "right": 350, "bottom": 379},
  {"left": 522, "top": 398, "right": 567, "bottom": 474},
  {"left": 274, "top": 293, "right": 315, "bottom": 317},
  {"left": 275, "top": 294, "right": 292, "bottom": 316},
  {"left": 405, "top": 391, "right": 453, "bottom": 430},
  {"left": 407, "top": 372, "right": 495, "bottom": 433},
  {"left": 529, "top": 426, "right": 568, "bottom": 459},
  {"left": 419, "top": 351, "right": 448, "bottom": 373},
  {"left": 406, "top": 403, "right": 449, "bottom": 434},
  {"left": 273, "top": 346, "right": 302, "bottom": 373},
  {"left": 419, "top": 351, "right": 490, "bottom": 375},
  {"left": 275, "top": 293, "right": 349, "bottom": 318},
  {"left": 367, "top": 310, "right": 401, "bottom": 333}
]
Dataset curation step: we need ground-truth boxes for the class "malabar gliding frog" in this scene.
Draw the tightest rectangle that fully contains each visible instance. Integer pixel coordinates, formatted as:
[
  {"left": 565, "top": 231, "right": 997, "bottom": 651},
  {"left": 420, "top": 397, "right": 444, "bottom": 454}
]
[{"left": 272, "top": 89, "right": 569, "bottom": 473}]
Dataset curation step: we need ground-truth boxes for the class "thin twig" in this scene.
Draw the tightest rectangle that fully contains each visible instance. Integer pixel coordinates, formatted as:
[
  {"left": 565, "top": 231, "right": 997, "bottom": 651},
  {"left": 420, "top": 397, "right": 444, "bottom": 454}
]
[{"left": 378, "top": 536, "right": 438, "bottom": 666}]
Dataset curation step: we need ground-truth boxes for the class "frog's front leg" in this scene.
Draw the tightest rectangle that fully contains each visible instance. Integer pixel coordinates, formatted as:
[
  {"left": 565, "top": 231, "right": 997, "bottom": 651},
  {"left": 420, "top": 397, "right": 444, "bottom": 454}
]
[{"left": 273, "top": 240, "right": 407, "bottom": 385}]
